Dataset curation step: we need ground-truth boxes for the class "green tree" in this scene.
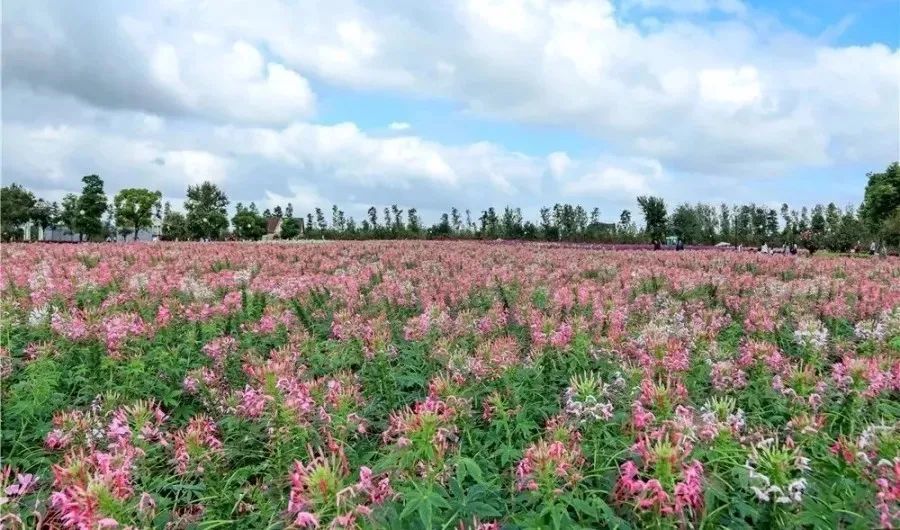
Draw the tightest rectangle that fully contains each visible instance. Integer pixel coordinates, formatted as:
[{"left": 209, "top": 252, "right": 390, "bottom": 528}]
[
  {"left": 637, "top": 196, "right": 667, "bottom": 244},
  {"left": 76, "top": 175, "right": 108, "bottom": 241},
  {"left": 407, "top": 208, "right": 421, "bottom": 235},
  {"left": 391, "top": 205, "right": 404, "bottom": 232},
  {"left": 315, "top": 208, "right": 327, "bottom": 231},
  {"left": 161, "top": 202, "right": 190, "bottom": 240},
  {"left": 113, "top": 188, "right": 162, "bottom": 240},
  {"left": 30, "top": 198, "right": 56, "bottom": 234},
  {"left": 828, "top": 205, "right": 866, "bottom": 252},
  {"left": 281, "top": 216, "right": 301, "bottom": 239},
  {"left": 670, "top": 203, "right": 700, "bottom": 244},
  {"left": 860, "top": 162, "right": 900, "bottom": 244},
  {"left": 231, "top": 203, "right": 267, "bottom": 240},
  {"left": 184, "top": 181, "right": 229, "bottom": 240},
  {"left": 0, "top": 183, "right": 36, "bottom": 241},
  {"left": 60, "top": 194, "right": 81, "bottom": 236},
  {"left": 450, "top": 207, "right": 462, "bottom": 233}
]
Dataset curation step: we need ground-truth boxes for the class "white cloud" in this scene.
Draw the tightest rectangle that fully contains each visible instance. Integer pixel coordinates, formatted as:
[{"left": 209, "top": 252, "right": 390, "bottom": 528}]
[
  {"left": 134, "top": 26, "right": 317, "bottom": 125},
  {"left": 1, "top": 0, "right": 896, "bottom": 219},
  {"left": 214, "top": 122, "right": 550, "bottom": 194},
  {"left": 623, "top": 0, "right": 747, "bottom": 15},
  {"left": 562, "top": 167, "right": 654, "bottom": 197},
  {"left": 698, "top": 66, "right": 762, "bottom": 106},
  {"left": 547, "top": 152, "right": 572, "bottom": 179},
  {"left": 2, "top": 118, "right": 230, "bottom": 198},
  {"left": 263, "top": 183, "right": 330, "bottom": 214},
  {"left": 557, "top": 157, "right": 664, "bottom": 198},
  {"left": 163, "top": 151, "right": 230, "bottom": 185}
]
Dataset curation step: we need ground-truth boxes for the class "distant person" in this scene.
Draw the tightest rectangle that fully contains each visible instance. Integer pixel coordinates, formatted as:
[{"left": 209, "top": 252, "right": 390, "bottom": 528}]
[
  {"left": 790, "top": 243, "right": 798, "bottom": 255},
  {"left": 675, "top": 239, "right": 684, "bottom": 251},
  {"left": 870, "top": 241, "right": 877, "bottom": 255},
  {"left": 761, "top": 242, "right": 769, "bottom": 254}
]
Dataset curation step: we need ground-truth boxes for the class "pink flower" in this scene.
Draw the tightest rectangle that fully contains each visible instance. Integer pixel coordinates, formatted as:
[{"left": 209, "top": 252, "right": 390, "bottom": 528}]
[
  {"left": 4, "top": 473, "right": 38, "bottom": 497},
  {"left": 674, "top": 461, "right": 705, "bottom": 515},
  {"left": 294, "top": 511, "right": 320, "bottom": 528},
  {"left": 550, "top": 322, "right": 574, "bottom": 348},
  {"left": 356, "top": 466, "right": 394, "bottom": 505},
  {"left": 172, "top": 415, "right": 222, "bottom": 475}
]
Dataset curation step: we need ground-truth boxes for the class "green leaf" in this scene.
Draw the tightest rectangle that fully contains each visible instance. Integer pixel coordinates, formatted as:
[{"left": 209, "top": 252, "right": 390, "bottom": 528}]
[
  {"left": 460, "top": 457, "right": 485, "bottom": 484},
  {"left": 565, "top": 497, "right": 598, "bottom": 518}
]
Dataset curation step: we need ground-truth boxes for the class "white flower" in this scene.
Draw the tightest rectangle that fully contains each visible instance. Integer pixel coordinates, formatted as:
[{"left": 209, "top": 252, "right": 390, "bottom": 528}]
[
  {"left": 28, "top": 304, "right": 50, "bottom": 327},
  {"left": 751, "top": 486, "right": 769, "bottom": 502},
  {"left": 793, "top": 317, "right": 829, "bottom": 349},
  {"left": 233, "top": 269, "right": 253, "bottom": 284}
]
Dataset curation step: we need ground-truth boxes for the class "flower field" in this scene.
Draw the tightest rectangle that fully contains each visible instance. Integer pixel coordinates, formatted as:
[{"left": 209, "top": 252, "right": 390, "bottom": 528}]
[{"left": 1, "top": 241, "right": 898, "bottom": 529}]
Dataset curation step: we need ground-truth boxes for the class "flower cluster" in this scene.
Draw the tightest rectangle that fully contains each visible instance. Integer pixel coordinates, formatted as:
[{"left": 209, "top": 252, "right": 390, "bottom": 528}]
[
  {"left": 287, "top": 450, "right": 394, "bottom": 528},
  {"left": 744, "top": 439, "right": 810, "bottom": 505},
  {"left": 563, "top": 372, "right": 614, "bottom": 423},
  {"left": 515, "top": 418, "right": 585, "bottom": 495}
]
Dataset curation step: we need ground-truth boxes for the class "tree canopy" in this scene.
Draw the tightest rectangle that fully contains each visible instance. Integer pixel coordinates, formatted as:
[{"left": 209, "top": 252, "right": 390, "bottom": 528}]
[
  {"left": 0, "top": 184, "right": 36, "bottom": 241},
  {"left": 861, "top": 162, "right": 900, "bottom": 244},
  {"left": 184, "top": 181, "right": 229, "bottom": 240},
  {"left": 114, "top": 188, "right": 162, "bottom": 240},
  {"left": 637, "top": 196, "right": 667, "bottom": 243},
  {"left": 76, "top": 175, "right": 108, "bottom": 240}
]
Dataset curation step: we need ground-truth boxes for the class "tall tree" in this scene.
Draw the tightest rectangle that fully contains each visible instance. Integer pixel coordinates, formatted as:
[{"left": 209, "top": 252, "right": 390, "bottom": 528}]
[
  {"left": 450, "top": 207, "right": 462, "bottom": 232},
  {"left": 315, "top": 208, "right": 327, "bottom": 231},
  {"left": 670, "top": 203, "right": 700, "bottom": 243},
  {"left": 391, "top": 205, "right": 404, "bottom": 231},
  {"left": 637, "top": 196, "right": 667, "bottom": 244},
  {"left": 113, "top": 188, "right": 162, "bottom": 240},
  {"left": 0, "top": 183, "right": 36, "bottom": 241},
  {"left": 184, "top": 181, "right": 229, "bottom": 240},
  {"left": 76, "top": 175, "right": 108, "bottom": 241},
  {"left": 765, "top": 209, "right": 779, "bottom": 241},
  {"left": 407, "top": 208, "right": 421, "bottom": 235},
  {"left": 860, "top": 162, "right": 900, "bottom": 243},
  {"left": 60, "top": 194, "right": 81, "bottom": 236},
  {"left": 30, "top": 198, "right": 56, "bottom": 234},
  {"left": 162, "top": 202, "right": 190, "bottom": 240},
  {"left": 231, "top": 203, "right": 267, "bottom": 240},
  {"left": 281, "top": 216, "right": 301, "bottom": 239}
]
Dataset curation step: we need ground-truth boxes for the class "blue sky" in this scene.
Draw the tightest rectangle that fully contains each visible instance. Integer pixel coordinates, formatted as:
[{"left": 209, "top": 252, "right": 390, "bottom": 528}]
[{"left": 3, "top": 0, "right": 897, "bottom": 224}]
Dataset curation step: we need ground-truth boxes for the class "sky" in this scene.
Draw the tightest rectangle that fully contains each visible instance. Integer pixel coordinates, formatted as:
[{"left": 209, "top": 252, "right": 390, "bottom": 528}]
[{"left": 2, "top": 0, "right": 898, "bottom": 224}]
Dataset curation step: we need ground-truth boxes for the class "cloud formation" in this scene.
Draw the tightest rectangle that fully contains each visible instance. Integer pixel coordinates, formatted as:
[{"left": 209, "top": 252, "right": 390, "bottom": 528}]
[{"left": 2, "top": 0, "right": 896, "bottom": 222}]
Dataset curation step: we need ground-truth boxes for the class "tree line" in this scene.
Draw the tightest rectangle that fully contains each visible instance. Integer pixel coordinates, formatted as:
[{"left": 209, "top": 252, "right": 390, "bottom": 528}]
[{"left": 2, "top": 162, "right": 898, "bottom": 252}]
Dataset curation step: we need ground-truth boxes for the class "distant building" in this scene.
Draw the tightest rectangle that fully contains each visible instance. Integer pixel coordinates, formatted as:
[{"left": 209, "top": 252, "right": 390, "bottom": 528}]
[{"left": 262, "top": 217, "right": 283, "bottom": 240}]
